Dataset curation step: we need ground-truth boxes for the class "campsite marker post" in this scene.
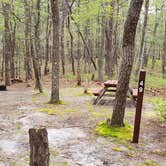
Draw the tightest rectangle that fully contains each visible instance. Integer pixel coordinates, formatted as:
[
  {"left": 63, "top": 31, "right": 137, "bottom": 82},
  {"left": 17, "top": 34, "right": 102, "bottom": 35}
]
[{"left": 132, "top": 70, "right": 146, "bottom": 143}]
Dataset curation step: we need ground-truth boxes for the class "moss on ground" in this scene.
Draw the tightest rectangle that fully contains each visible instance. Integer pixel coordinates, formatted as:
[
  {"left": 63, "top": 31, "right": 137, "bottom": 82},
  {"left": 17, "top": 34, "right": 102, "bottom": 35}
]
[
  {"left": 32, "top": 97, "right": 39, "bottom": 101},
  {"left": 49, "top": 148, "right": 59, "bottom": 156},
  {"left": 38, "top": 107, "right": 77, "bottom": 115},
  {"left": 136, "top": 159, "right": 159, "bottom": 166},
  {"left": 95, "top": 121, "right": 133, "bottom": 141}
]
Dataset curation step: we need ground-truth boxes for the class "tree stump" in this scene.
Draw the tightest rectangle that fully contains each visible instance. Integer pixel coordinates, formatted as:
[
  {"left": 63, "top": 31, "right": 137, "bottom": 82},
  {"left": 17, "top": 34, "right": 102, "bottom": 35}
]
[{"left": 29, "top": 128, "right": 49, "bottom": 166}]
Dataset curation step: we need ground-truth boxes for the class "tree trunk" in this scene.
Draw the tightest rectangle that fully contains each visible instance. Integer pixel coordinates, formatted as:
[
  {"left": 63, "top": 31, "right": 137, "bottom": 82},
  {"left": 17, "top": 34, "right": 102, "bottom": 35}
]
[
  {"left": 76, "top": 0, "right": 81, "bottom": 86},
  {"left": 150, "top": 6, "right": 160, "bottom": 69},
  {"left": 105, "top": 2, "right": 114, "bottom": 77},
  {"left": 31, "top": 0, "right": 43, "bottom": 93},
  {"left": 44, "top": 2, "right": 51, "bottom": 76},
  {"left": 2, "top": 3, "right": 11, "bottom": 86},
  {"left": 10, "top": 20, "right": 16, "bottom": 79},
  {"left": 135, "top": 0, "right": 149, "bottom": 79},
  {"left": 113, "top": 0, "right": 120, "bottom": 74},
  {"left": 29, "top": 128, "right": 49, "bottom": 166},
  {"left": 34, "top": 0, "right": 42, "bottom": 82},
  {"left": 110, "top": 0, "right": 144, "bottom": 127},
  {"left": 50, "top": 0, "right": 60, "bottom": 103},
  {"left": 98, "top": 15, "right": 105, "bottom": 81},
  {"left": 67, "top": 16, "right": 75, "bottom": 75},
  {"left": 162, "top": 20, "right": 166, "bottom": 79},
  {"left": 60, "top": 0, "right": 67, "bottom": 76},
  {"left": 24, "top": 0, "right": 33, "bottom": 81}
]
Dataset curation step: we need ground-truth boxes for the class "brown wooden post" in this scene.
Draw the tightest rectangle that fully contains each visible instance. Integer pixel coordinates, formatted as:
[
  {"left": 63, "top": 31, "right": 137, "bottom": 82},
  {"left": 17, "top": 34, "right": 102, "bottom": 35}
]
[
  {"left": 132, "top": 70, "right": 146, "bottom": 143},
  {"left": 29, "top": 128, "right": 49, "bottom": 166}
]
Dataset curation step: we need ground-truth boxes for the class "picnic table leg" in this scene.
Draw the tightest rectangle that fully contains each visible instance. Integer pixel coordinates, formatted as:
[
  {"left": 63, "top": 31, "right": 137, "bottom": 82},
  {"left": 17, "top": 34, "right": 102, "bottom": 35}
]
[
  {"left": 128, "top": 88, "right": 136, "bottom": 107},
  {"left": 93, "top": 87, "right": 107, "bottom": 105}
]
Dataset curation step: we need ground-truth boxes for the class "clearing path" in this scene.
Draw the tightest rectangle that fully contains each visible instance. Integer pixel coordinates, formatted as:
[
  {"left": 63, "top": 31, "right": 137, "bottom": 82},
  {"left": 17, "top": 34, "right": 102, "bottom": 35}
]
[{"left": 0, "top": 84, "right": 166, "bottom": 166}]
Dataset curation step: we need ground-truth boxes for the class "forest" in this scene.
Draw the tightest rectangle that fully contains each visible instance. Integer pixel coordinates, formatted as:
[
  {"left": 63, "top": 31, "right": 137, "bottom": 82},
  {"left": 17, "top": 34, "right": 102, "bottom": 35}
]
[{"left": 0, "top": 0, "right": 166, "bottom": 165}]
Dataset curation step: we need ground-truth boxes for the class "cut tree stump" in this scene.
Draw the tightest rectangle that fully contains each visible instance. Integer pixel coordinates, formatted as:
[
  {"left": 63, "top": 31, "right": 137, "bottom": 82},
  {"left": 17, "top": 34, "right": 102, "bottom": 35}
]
[{"left": 29, "top": 128, "right": 49, "bottom": 166}]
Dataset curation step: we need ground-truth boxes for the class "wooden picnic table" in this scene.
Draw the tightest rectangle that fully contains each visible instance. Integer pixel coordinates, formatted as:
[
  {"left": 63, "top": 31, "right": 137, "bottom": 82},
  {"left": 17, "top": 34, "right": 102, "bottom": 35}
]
[{"left": 93, "top": 80, "right": 138, "bottom": 105}]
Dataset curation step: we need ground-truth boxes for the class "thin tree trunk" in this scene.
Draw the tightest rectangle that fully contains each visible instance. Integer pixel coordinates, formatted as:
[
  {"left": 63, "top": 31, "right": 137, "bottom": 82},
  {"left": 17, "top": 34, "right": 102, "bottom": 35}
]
[
  {"left": 135, "top": 0, "right": 149, "bottom": 79},
  {"left": 31, "top": 0, "right": 43, "bottom": 92},
  {"left": 113, "top": 0, "right": 120, "bottom": 74},
  {"left": 76, "top": 0, "right": 81, "bottom": 86},
  {"left": 162, "top": 20, "right": 166, "bottom": 78},
  {"left": 44, "top": 1, "right": 51, "bottom": 75},
  {"left": 24, "top": 0, "right": 33, "bottom": 81},
  {"left": 2, "top": 3, "right": 11, "bottom": 86},
  {"left": 98, "top": 16, "right": 105, "bottom": 81},
  {"left": 105, "top": 1, "right": 115, "bottom": 77},
  {"left": 34, "top": 0, "right": 42, "bottom": 80},
  {"left": 67, "top": 16, "right": 75, "bottom": 75},
  {"left": 60, "top": 0, "right": 67, "bottom": 76},
  {"left": 50, "top": 0, "right": 60, "bottom": 103},
  {"left": 150, "top": 6, "right": 160, "bottom": 69}
]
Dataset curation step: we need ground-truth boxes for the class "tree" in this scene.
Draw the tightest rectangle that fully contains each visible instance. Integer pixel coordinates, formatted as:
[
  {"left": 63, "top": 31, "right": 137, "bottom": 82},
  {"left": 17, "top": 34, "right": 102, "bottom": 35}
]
[
  {"left": 105, "top": 1, "right": 114, "bottom": 77},
  {"left": 50, "top": 0, "right": 60, "bottom": 103},
  {"left": 2, "top": 2, "right": 12, "bottom": 86},
  {"left": 162, "top": 20, "right": 166, "bottom": 78},
  {"left": 135, "top": 0, "right": 149, "bottom": 78},
  {"left": 110, "top": 0, "right": 144, "bottom": 127},
  {"left": 24, "top": 0, "right": 33, "bottom": 81},
  {"left": 44, "top": 1, "right": 51, "bottom": 76}
]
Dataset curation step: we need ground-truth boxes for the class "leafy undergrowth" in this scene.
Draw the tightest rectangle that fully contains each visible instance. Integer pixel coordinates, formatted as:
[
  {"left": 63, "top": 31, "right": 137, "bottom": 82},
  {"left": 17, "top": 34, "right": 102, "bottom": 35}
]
[
  {"left": 95, "top": 121, "right": 133, "bottom": 141},
  {"left": 146, "top": 75, "right": 166, "bottom": 89},
  {"left": 151, "top": 98, "right": 166, "bottom": 123}
]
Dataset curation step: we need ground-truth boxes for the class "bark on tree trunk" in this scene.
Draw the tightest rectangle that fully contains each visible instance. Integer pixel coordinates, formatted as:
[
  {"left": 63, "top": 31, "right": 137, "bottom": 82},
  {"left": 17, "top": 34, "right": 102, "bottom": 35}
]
[
  {"left": 31, "top": 0, "right": 43, "bottom": 93},
  {"left": 29, "top": 128, "right": 49, "bottom": 166},
  {"left": 105, "top": 1, "right": 114, "bottom": 77},
  {"left": 162, "top": 20, "right": 166, "bottom": 79},
  {"left": 50, "top": 0, "right": 60, "bottom": 103},
  {"left": 60, "top": 0, "right": 67, "bottom": 76},
  {"left": 110, "top": 0, "right": 144, "bottom": 127},
  {"left": 24, "top": 0, "right": 33, "bottom": 81},
  {"left": 98, "top": 15, "right": 105, "bottom": 82},
  {"left": 67, "top": 16, "right": 75, "bottom": 75},
  {"left": 3, "top": 3, "right": 11, "bottom": 86},
  {"left": 135, "top": 0, "right": 149, "bottom": 79},
  {"left": 44, "top": 2, "right": 51, "bottom": 76}
]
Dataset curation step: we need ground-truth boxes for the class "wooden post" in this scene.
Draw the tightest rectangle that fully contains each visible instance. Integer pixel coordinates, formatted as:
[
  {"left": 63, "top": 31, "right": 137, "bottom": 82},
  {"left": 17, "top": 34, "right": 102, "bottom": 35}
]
[
  {"left": 132, "top": 70, "right": 146, "bottom": 143},
  {"left": 29, "top": 128, "right": 49, "bottom": 166}
]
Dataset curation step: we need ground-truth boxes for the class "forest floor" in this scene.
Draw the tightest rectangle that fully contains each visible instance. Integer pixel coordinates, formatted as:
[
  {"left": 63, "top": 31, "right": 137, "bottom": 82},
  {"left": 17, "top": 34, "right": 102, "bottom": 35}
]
[{"left": 0, "top": 78, "right": 166, "bottom": 166}]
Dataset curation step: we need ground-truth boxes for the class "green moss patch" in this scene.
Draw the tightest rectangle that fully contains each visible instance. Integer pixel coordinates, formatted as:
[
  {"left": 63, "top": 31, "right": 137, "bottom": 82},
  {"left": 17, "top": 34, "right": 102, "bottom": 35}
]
[
  {"left": 39, "top": 108, "right": 57, "bottom": 115},
  {"left": 38, "top": 108, "right": 77, "bottom": 115},
  {"left": 95, "top": 121, "right": 133, "bottom": 141}
]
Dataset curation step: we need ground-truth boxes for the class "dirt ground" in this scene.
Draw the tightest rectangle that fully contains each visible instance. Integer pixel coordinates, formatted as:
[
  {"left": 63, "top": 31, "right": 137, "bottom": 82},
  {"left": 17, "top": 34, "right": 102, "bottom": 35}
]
[{"left": 0, "top": 81, "right": 166, "bottom": 166}]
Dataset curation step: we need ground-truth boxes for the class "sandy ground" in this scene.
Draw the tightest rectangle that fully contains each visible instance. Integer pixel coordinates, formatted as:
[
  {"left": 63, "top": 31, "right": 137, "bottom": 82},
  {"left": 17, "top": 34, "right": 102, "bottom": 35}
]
[{"left": 0, "top": 83, "right": 166, "bottom": 166}]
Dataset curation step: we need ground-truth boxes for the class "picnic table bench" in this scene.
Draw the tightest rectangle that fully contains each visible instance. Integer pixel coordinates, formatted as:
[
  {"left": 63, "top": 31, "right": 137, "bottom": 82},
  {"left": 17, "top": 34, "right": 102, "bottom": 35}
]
[{"left": 93, "top": 80, "right": 138, "bottom": 106}]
